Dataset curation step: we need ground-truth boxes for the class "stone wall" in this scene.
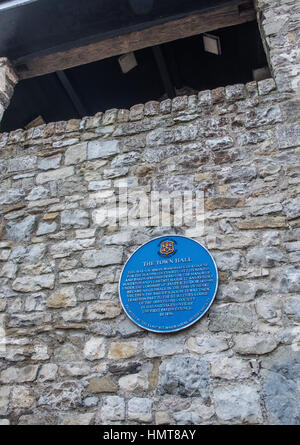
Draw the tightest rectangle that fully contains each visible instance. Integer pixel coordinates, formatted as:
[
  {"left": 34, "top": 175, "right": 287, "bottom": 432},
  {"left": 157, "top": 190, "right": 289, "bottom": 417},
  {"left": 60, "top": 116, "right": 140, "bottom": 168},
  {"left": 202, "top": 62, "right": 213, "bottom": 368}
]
[
  {"left": 257, "top": 0, "right": 300, "bottom": 94},
  {"left": 0, "top": 0, "right": 299, "bottom": 427},
  {"left": 0, "top": 58, "right": 18, "bottom": 124}
]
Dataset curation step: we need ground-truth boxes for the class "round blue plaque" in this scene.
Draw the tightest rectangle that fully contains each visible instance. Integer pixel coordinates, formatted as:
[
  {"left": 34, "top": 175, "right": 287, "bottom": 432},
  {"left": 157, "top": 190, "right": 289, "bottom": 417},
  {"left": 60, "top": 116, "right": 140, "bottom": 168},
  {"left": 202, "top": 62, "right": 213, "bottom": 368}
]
[{"left": 119, "top": 235, "right": 218, "bottom": 333}]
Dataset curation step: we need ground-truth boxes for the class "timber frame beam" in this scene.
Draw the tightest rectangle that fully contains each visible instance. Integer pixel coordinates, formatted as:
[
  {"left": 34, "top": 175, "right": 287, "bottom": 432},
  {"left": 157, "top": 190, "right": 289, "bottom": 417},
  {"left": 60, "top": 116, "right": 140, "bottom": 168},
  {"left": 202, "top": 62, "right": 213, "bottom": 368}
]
[{"left": 14, "top": 1, "right": 256, "bottom": 80}]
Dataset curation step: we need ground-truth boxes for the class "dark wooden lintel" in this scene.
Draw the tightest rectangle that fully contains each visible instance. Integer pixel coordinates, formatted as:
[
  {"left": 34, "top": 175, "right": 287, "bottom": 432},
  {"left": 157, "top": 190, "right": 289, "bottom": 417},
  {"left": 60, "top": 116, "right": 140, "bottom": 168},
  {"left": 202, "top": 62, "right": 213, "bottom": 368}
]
[{"left": 15, "top": 2, "right": 256, "bottom": 79}]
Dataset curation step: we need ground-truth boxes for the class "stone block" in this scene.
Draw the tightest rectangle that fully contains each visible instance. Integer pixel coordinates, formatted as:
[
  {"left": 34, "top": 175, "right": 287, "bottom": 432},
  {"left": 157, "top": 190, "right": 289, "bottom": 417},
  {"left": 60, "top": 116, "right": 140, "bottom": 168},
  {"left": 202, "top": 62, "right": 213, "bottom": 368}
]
[
  {"left": 64, "top": 142, "right": 87, "bottom": 165},
  {"left": 12, "top": 274, "right": 55, "bottom": 292},
  {"left": 246, "top": 247, "right": 284, "bottom": 267},
  {"left": 86, "top": 301, "right": 121, "bottom": 321},
  {"left": 0, "top": 386, "right": 10, "bottom": 415},
  {"left": 49, "top": 239, "right": 95, "bottom": 258},
  {"left": 38, "top": 155, "right": 61, "bottom": 171},
  {"left": 0, "top": 365, "right": 39, "bottom": 383},
  {"left": 108, "top": 342, "right": 137, "bottom": 359},
  {"left": 186, "top": 335, "right": 228, "bottom": 354},
  {"left": 172, "top": 96, "right": 188, "bottom": 112},
  {"left": 11, "top": 386, "right": 35, "bottom": 409},
  {"left": 214, "top": 252, "right": 242, "bottom": 271},
  {"left": 280, "top": 268, "right": 300, "bottom": 293},
  {"left": 38, "top": 364, "right": 58, "bottom": 382},
  {"left": 84, "top": 337, "right": 106, "bottom": 360},
  {"left": 210, "top": 356, "right": 251, "bottom": 379},
  {"left": 37, "top": 381, "right": 82, "bottom": 410},
  {"left": 206, "top": 136, "right": 234, "bottom": 150},
  {"left": 214, "top": 385, "right": 262, "bottom": 423},
  {"left": 103, "top": 108, "right": 117, "bottom": 125},
  {"left": 87, "top": 376, "right": 118, "bottom": 394},
  {"left": 59, "top": 268, "right": 98, "bottom": 283},
  {"left": 59, "top": 413, "right": 95, "bottom": 425},
  {"left": 101, "top": 396, "right": 125, "bottom": 422},
  {"left": 245, "top": 105, "right": 282, "bottom": 128},
  {"left": 173, "top": 401, "right": 214, "bottom": 424},
  {"left": 209, "top": 304, "right": 254, "bottom": 333},
  {"left": 47, "top": 286, "right": 76, "bottom": 308},
  {"left": 118, "top": 374, "right": 148, "bottom": 392},
  {"left": 81, "top": 247, "right": 123, "bottom": 267},
  {"left": 206, "top": 197, "right": 244, "bottom": 210},
  {"left": 283, "top": 297, "right": 300, "bottom": 321},
  {"left": 261, "top": 346, "right": 300, "bottom": 425},
  {"left": 276, "top": 125, "right": 300, "bottom": 149},
  {"left": 6, "top": 215, "right": 36, "bottom": 241},
  {"left": 36, "top": 166, "right": 74, "bottom": 184},
  {"left": 7, "top": 156, "right": 37, "bottom": 173},
  {"left": 258, "top": 78, "right": 276, "bottom": 95},
  {"left": 61, "top": 209, "right": 89, "bottom": 229},
  {"left": 87, "top": 140, "right": 120, "bottom": 160},
  {"left": 283, "top": 198, "right": 300, "bottom": 220},
  {"left": 143, "top": 336, "right": 184, "bottom": 358},
  {"left": 216, "top": 281, "right": 261, "bottom": 303},
  {"left": 128, "top": 397, "right": 153, "bottom": 423},
  {"left": 54, "top": 344, "right": 82, "bottom": 362},
  {"left": 36, "top": 221, "right": 57, "bottom": 236},
  {"left": 26, "top": 186, "right": 49, "bottom": 201},
  {"left": 225, "top": 84, "right": 246, "bottom": 102},
  {"left": 238, "top": 217, "right": 287, "bottom": 230},
  {"left": 159, "top": 355, "right": 210, "bottom": 401},
  {"left": 233, "top": 334, "right": 278, "bottom": 355}
]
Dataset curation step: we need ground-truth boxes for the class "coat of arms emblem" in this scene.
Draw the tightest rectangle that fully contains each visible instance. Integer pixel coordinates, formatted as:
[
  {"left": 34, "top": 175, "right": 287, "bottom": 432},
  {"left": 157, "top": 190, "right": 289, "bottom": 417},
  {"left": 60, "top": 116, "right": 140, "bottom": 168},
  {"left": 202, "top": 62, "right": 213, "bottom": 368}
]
[{"left": 159, "top": 240, "right": 175, "bottom": 256}]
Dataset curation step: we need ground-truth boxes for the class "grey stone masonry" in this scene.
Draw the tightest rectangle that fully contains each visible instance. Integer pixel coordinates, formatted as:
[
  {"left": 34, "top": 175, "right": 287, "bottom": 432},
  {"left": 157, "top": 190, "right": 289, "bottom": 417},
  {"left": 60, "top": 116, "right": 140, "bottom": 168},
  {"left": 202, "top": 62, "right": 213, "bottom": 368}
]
[
  {"left": 0, "top": 0, "right": 299, "bottom": 426},
  {"left": 257, "top": 0, "right": 300, "bottom": 94},
  {"left": 0, "top": 58, "right": 18, "bottom": 123}
]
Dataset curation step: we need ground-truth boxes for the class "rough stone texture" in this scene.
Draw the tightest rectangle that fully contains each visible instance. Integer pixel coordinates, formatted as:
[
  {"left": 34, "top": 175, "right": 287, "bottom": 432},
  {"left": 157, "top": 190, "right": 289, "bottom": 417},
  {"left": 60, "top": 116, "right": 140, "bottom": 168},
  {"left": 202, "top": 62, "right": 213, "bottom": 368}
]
[
  {"left": 159, "top": 356, "right": 210, "bottom": 402},
  {"left": 64, "top": 142, "right": 87, "bottom": 165},
  {"left": 128, "top": 397, "right": 153, "bottom": 423},
  {"left": 0, "top": 58, "right": 18, "bottom": 122},
  {"left": 61, "top": 209, "right": 89, "bottom": 229},
  {"left": 261, "top": 347, "right": 300, "bottom": 425},
  {"left": 0, "top": 386, "right": 10, "bottom": 415},
  {"left": 233, "top": 334, "right": 278, "bottom": 355},
  {"left": 38, "top": 364, "right": 58, "bottom": 382},
  {"left": 0, "top": 1, "right": 299, "bottom": 424},
  {"left": 108, "top": 342, "right": 138, "bottom": 360},
  {"left": 12, "top": 274, "right": 55, "bottom": 292},
  {"left": 214, "top": 385, "right": 263, "bottom": 423},
  {"left": 0, "top": 365, "right": 39, "bottom": 383},
  {"left": 47, "top": 286, "right": 76, "bottom": 308},
  {"left": 59, "top": 413, "right": 95, "bottom": 425},
  {"left": 87, "top": 376, "right": 118, "bottom": 393},
  {"left": 11, "top": 385, "right": 35, "bottom": 409},
  {"left": 209, "top": 304, "right": 254, "bottom": 333},
  {"left": 83, "top": 337, "right": 106, "bottom": 361},
  {"left": 101, "top": 396, "right": 125, "bottom": 423},
  {"left": 87, "top": 139, "right": 120, "bottom": 160},
  {"left": 6, "top": 215, "right": 36, "bottom": 241},
  {"left": 144, "top": 336, "right": 184, "bottom": 358}
]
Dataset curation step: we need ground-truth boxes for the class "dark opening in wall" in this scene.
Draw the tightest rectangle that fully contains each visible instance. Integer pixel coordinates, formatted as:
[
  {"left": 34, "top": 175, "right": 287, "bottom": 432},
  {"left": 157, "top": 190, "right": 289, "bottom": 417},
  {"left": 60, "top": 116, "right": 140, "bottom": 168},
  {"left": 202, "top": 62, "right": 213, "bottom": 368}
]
[{"left": 1, "top": 20, "right": 268, "bottom": 133}]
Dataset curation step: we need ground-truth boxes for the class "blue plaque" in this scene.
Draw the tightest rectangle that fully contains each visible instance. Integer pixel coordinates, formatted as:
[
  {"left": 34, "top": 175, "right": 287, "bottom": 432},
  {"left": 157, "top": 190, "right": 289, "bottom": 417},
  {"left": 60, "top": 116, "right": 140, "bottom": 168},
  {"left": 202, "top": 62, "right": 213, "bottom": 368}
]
[{"left": 119, "top": 235, "right": 218, "bottom": 333}]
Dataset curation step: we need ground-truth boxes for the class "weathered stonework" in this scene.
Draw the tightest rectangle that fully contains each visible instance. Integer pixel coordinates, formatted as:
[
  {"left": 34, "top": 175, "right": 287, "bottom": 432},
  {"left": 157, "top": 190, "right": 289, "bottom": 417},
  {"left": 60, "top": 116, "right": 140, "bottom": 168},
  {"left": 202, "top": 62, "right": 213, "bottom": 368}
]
[
  {"left": 0, "top": 0, "right": 299, "bottom": 426},
  {"left": 0, "top": 58, "right": 18, "bottom": 123}
]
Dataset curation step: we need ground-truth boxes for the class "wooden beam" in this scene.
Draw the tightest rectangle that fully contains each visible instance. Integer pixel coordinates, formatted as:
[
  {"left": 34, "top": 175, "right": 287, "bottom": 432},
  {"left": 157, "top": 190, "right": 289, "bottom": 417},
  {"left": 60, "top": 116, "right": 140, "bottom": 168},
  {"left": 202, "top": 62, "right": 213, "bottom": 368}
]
[
  {"left": 0, "top": 0, "right": 38, "bottom": 12},
  {"left": 56, "top": 70, "right": 87, "bottom": 117},
  {"left": 15, "top": 2, "right": 256, "bottom": 79},
  {"left": 152, "top": 46, "right": 176, "bottom": 99}
]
